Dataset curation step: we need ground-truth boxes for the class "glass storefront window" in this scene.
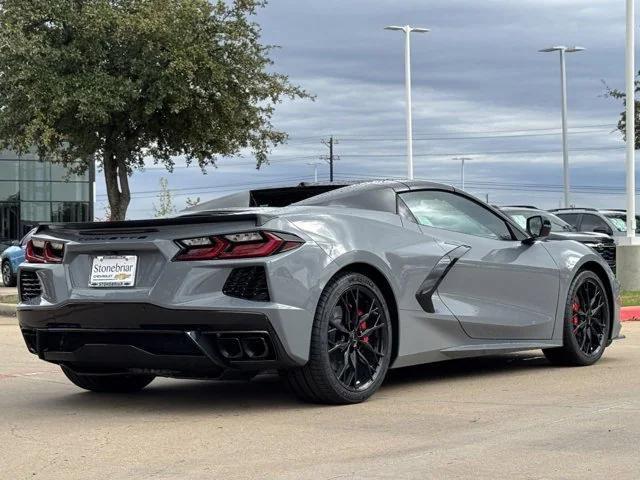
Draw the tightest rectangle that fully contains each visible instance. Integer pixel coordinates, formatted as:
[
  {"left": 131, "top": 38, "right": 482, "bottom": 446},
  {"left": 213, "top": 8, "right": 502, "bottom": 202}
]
[
  {"left": 0, "top": 203, "right": 19, "bottom": 244},
  {"left": 20, "top": 180, "right": 51, "bottom": 201},
  {"left": 52, "top": 202, "right": 89, "bottom": 222},
  {"left": 0, "top": 160, "right": 19, "bottom": 179},
  {"left": 0, "top": 154, "right": 93, "bottom": 241},
  {"left": 20, "top": 160, "right": 50, "bottom": 182},
  {"left": 0, "top": 181, "right": 20, "bottom": 202},
  {"left": 51, "top": 162, "right": 89, "bottom": 182},
  {"left": 20, "top": 201, "right": 51, "bottom": 223},
  {"left": 51, "top": 182, "right": 89, "bottom": 202}
]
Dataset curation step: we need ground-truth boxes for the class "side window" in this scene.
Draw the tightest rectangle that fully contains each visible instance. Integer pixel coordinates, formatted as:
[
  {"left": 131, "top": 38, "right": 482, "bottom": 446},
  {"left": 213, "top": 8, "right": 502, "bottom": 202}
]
[
  {"left": 400, "top": 190, "right": 513, "bottom": 240},
  {"left": 556, "top": 213, "right": 580, "bottom": 228},
  {"left": 580, "top": 214, "right": 612, "bottom": 234}
]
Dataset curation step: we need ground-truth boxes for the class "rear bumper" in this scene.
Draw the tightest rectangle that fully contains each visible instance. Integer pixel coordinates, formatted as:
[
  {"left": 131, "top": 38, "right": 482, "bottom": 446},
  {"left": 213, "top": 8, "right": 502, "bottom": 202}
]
[{"left": 18, "top": 303, "right": 303, "bottom": 377}]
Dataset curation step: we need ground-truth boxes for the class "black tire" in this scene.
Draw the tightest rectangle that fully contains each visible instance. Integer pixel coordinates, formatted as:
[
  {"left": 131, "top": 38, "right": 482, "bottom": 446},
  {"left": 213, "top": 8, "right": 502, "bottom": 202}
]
[
  {"left": 543, "top": 270, "right": 611, "bottom": 366},
  {"left": 282, "top": 272, "right": 393, "bottom": 404},
  {"left": 61, "top": 366, "right": 155, "bottom": 393},
  {"left": 2, "top": 260, "right": 16, "bottom": 287}
]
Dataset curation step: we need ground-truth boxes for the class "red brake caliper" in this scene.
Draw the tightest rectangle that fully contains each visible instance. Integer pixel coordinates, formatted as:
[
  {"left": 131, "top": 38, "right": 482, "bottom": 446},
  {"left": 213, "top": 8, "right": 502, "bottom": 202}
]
[
  {"left": 357, "top": 309, "right": 369, "bottom": 343},
  {"left": 572, "top": 299, "right": 580, "bottom": 325}
]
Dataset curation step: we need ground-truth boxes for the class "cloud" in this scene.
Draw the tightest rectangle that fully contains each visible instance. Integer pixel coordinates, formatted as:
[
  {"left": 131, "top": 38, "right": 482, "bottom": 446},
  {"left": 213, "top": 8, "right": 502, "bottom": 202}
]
[{"left": 96, "top": 0, "right": 633, "bottom": 218}]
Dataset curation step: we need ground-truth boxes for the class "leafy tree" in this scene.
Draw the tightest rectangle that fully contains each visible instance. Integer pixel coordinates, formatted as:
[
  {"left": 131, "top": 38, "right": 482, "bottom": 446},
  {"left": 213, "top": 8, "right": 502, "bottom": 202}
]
[
  {"left": 185, "top": 196, "right": 201, "bottom": 209},
  {"left": 94, "top": 203, "right": 112, "bottom": 222},
  {"left": 0, "top": 0, "right": 310, "bottom": 220},
  {"left": 152, "top": 177, "right": 176, "bottom": 217},
  {"left": 605, "top": 80, "right": 640, "bottom": 149}
]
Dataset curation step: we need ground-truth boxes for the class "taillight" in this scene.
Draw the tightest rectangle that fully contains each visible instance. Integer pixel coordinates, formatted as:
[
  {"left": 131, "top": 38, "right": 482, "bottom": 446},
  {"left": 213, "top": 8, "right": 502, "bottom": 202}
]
[
  {"left": 174, "top": 231, "right": 304, "bottom": 261},
  {"left": 26, "top": 239, "right": 65, "bottom": 264}
]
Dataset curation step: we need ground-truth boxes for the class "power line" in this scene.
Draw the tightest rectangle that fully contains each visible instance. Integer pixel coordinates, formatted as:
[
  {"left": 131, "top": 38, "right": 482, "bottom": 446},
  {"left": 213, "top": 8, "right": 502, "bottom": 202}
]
[
  {"left": 285, "top": 123, "right": 616, "bottom": 141},
  {"left": 338, "top": 145, "right": 624, "bottom": 158},
  {"left": 333, "top": 172, "right": 633, "bottom": 195},
  {"left": 95, "top": 175, "right": 311, "bottom": 199},
  {"left": 332, "top": 129, "right": 615, "bottom": 142}
]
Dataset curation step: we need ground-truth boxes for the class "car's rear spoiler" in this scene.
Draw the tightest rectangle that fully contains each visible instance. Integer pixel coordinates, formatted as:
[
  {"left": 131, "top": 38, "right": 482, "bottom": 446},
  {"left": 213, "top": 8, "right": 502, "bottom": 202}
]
[{"left": 34, "top": 212, "right": 274, "bottom": 235}]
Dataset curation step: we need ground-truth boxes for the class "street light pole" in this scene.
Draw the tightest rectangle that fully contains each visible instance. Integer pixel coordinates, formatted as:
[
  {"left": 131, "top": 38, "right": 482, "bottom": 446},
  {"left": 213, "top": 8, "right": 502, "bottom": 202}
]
[
  {"left": 453, "top": 157, "right": 472, "bottom": 191},
  {"left": 559, "top": 48, "right": 570, "bottom": 208},
  {"left": 539, "top": 45, "right": 585, "bottom": 208},
  {"left": 385, "top": 25, "right": 430, "bottom": 180},
  {"left": 617, "top": 0, "right": 640, "bottom": 291},
  {"left": 626, "top": 0, "right": 636, "bottom": 238},
  {"left": 306, "top": 162, "right": 323, "bottom": 183}
]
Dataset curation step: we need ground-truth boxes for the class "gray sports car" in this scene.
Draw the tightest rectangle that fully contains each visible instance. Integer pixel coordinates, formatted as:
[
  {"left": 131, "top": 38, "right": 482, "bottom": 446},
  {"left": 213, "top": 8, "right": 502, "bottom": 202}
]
[{"left": 17, "top": 181, "right": 621, "bottom": 404}]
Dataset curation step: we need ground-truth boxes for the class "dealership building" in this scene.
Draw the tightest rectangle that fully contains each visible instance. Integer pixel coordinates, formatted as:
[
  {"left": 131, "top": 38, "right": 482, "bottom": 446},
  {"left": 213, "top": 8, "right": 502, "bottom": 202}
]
[{"left": 0, "top": 150, "right": 94, "bottom": 245}]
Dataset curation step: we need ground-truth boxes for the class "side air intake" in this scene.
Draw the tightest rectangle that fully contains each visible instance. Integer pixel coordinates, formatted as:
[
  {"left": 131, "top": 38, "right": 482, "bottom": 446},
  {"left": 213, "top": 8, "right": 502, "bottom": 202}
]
[
  {"left": 19, "top": 270, "right": 42, "bottom": 301},
  {"left": 223, "top": 267, "right": 270, "bottom": 302}
]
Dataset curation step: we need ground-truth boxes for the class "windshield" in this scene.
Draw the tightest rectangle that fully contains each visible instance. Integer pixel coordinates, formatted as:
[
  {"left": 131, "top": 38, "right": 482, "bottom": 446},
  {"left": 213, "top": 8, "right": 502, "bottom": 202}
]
[
  {"left": 603, "top": 213, "right": 640, "bottom": 233},
  {"left": 506, "top": 210, "right": 575, "bottom": 233}
]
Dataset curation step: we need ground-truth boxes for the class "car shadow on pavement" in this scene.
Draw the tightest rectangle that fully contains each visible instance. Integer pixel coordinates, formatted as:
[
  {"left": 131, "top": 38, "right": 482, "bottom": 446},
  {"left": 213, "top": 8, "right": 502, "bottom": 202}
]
[
  {"left": 382, "top": 352, "right": 622, "bottom": 391},
  {"left": 21, "top": 352, "right": 621, "bottom": 414},
  {"left": 384, "top": 352, "right": 550, "bottom": 386}
]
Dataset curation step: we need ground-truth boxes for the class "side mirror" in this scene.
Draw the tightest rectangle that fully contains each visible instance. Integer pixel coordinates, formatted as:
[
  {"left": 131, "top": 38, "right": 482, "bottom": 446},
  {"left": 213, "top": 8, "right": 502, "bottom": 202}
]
[
  {"left": 526, "top": 215, "right": 552, "bottom": 239},
  {"left": 11, "top": 240, "right": 20, "bottom": 247}
]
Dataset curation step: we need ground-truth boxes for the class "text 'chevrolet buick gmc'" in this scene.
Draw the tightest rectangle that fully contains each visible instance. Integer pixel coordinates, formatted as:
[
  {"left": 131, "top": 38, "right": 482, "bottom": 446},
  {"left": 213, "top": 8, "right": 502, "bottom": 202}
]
[{"left": 17, "top": 181, "right": 621, "bottom": 404}]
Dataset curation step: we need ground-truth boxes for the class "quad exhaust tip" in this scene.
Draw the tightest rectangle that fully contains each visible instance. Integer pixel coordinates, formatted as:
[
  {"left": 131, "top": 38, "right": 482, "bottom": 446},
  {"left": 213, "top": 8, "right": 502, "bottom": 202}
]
[
  {"left": 217, "top": 337, "right": 243, "bottom": 360},
  {"left": 215, "top": 334, "right": 272, "bottom": 361},
  {"left": 241, "top": 337, "right": 270, "bottom": 360}
]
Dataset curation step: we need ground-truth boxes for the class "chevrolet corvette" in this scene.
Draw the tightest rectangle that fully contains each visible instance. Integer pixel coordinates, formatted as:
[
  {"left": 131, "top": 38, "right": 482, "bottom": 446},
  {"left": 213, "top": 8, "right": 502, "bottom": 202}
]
[{"left": 17, "top": 180, "right": 621, "bottom": 404}]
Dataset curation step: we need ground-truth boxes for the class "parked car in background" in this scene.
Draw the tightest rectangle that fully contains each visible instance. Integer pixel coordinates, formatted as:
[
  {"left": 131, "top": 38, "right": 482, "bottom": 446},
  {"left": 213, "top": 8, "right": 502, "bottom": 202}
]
[
  {"left": 501, "top": 207, "right": 617, "bottom": 271},
  {"left": 1, "top": 228, "right": 35, "bottom": 287},
  {"left": 550, "top": 207, "right": 640, "bottom": 239}
]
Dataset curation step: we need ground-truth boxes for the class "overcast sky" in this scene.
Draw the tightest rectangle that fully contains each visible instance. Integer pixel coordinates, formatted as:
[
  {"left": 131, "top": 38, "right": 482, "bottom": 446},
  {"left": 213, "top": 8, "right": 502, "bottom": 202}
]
[{"left": 96, "top": 0, "right": 635, "bottom": 219}]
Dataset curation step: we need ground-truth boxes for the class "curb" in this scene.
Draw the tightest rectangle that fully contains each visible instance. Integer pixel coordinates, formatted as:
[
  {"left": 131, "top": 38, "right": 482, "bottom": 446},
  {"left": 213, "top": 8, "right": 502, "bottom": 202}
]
[
  {"left": 620, "top": 306, "right": 640, "bottom": 322},
  {"left": 0, "top": 303, "right": 16, "bottom": 316}
]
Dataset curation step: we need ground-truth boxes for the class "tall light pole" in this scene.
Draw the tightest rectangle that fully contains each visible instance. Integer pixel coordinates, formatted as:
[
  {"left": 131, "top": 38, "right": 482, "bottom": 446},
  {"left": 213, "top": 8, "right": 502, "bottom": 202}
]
[
  {"left": 539, "top": 45, "right": 585, "bottom": 207},
  {"left": 385, "top": 25, "right": 430, "bottom": 180},
  {"left": 306, "top": 162, "right": 323, "bottom": 183},
  {"left": 453, "top": 157, "right": 472, "bottom": 190},
  {"left": 617, "top": 0, "right": 640, "bottom": 291},
  {"left": 626, "top": 0, "right": 636, "bottom": 239}
]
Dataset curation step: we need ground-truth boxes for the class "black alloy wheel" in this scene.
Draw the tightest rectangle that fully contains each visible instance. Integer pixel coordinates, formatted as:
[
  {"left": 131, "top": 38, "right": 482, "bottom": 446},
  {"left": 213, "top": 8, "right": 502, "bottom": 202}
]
[
  {"left": 282, "top": 272, "right": 393, "bottom": 404},
  {"left": 327, "top": 285, "right": 389, "bottom": 392},
  {"left": 570, "top": 278, "right": 608, "bottom": 357},
  {"left": 543, "top": 270, "right": 611, "bottom": 366}
]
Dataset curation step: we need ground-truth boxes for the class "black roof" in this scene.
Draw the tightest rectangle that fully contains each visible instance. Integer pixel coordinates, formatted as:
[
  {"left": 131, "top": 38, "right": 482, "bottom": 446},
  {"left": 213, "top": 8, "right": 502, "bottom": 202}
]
[
  {"left": 190, "top": 179, "right": 455, "bottom": 213},
  {"left": 294, "top": 180, "right": 453, "bottom": 213}
]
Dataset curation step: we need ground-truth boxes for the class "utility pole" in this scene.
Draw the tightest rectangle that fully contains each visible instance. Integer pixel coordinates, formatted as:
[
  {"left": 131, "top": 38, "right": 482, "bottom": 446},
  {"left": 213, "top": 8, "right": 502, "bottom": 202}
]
[{"left": 321, "top": 136, "right": 339, "bottom": 182}]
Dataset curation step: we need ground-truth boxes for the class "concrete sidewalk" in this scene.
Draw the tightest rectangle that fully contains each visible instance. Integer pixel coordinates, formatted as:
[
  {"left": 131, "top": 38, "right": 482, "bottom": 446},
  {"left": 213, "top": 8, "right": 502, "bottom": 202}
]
[
  {"left": 0, "top": 314, "right": 16, "bottom": 325},
  {"left": 0, "top": 286, "right": 17, "bottom": 296}
]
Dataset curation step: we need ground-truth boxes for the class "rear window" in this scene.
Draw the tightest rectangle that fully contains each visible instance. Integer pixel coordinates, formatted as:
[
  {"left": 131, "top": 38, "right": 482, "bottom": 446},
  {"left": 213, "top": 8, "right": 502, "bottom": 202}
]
[
  {"left": 250, "top": 185, "right": 345, "bottom": 207},
  {"left": 603, "top": 213, "right": 640, "bottom": 233}
]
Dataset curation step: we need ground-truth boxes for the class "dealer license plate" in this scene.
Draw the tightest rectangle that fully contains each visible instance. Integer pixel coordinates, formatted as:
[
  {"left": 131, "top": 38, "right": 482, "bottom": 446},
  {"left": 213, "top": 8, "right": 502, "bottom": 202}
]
[{"left": 89, "top": 255, "right": 138, "bottom": 287}]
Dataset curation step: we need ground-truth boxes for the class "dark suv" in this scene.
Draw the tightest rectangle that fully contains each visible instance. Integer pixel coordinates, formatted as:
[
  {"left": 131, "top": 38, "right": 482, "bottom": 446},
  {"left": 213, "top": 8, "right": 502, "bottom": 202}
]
[
  {"left": 501, "top": 206, "right": 616, "bottom": 271},
  {"left": 550, "top": 207, "right": 640, "bottom": 239}
]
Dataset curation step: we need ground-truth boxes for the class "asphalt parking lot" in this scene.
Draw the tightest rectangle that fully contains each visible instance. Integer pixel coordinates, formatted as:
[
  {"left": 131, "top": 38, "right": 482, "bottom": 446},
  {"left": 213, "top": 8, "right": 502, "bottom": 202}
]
[{"left": 1, "top": 318, "right": 639, "bottom": 480}]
